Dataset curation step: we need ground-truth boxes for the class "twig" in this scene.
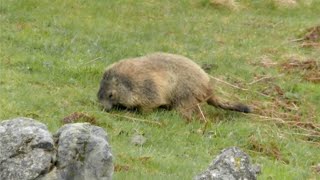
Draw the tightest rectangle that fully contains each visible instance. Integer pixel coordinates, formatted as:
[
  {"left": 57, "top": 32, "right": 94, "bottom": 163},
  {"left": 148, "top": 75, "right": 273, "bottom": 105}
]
[
  {"left": 80, "top": 57, "right": 103, "bottom": 66},
  {"left": 247, "top": 113, "right": 286, "bottom": 123},
  {"left": 248, "top": 76, "right": 273, "bottom": 85},
  {"left": 197, "top": 104, "right": 206, "bottom": 121},
  {"left": 210, "top": 75, "right": 249, "bottom": 91},
  {"left": 290, "top": 38, "right": 305, "bottom": 42},
  {"left": 197, "top": 104, "right": 209, "bottom": 135},
  {"left": 109, "top": 113, "right": 163, "bottom": 127},
  {"left": 248, "top": 74, "right": 284, "bottom": 85}
]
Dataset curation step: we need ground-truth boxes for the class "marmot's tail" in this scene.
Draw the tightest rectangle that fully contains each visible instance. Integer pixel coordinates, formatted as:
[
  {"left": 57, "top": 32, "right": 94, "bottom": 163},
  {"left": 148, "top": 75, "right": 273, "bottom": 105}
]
[{"left": 207, "top": 96, "right": 251, "bottom": 113}]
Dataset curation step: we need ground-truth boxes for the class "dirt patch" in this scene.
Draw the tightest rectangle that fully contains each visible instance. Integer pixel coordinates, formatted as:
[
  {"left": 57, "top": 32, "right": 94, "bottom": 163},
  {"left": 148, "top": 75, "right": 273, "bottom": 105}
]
[
  {"left": 62, "top": 112, "right": 97, "bottom": 124},
  {"left": 257, "top": 56, "right": 278, "bottom": 68},
  {"left": 302, "top": 26, "right": 320, "bottom": 42},
  {"left": 281, "top": 57, "right": 320, "bottom": 83},
  {"left": 252, "top": 83, "right": 302, "bottom": 122},
  {"left": 248, "top": 135, "right": 287, "bottom": 163},
  {"left": 294, "top": 25, "right": 320, "bottom": 48},
  {"left": 114, "top": 164, "right": 130, "bottom": 172},
  {"left": 253, "top": 55, "right": 320, "bottom": 84}
]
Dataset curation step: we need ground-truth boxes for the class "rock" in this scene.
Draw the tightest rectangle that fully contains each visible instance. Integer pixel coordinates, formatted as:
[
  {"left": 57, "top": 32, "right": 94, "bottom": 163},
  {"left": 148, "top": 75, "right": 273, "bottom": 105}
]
[
  {"left": 0, "top": 118, "right": 114, "bottom": 180},
  {"left": 53, "top": 123, "right": 113, "bottom": 180},
  {"left": 0, "top": 117, "right": 55, "bottom": 180},
  {"left": 130, "top": 134, "right": 147, "bottom": 146},
  {"left": 195, "top": 147, "right": 260, "bottom": 180}
]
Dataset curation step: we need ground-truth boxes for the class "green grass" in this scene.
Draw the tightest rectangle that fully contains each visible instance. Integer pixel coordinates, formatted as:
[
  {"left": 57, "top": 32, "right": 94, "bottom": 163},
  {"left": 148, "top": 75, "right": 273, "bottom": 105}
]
[{"left": 1, "top": 0, "right": 319, "bottom": 179}]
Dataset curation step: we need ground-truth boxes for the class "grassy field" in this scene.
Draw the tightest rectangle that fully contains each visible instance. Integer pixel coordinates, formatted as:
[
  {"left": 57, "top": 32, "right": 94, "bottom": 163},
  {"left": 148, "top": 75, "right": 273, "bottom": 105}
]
[{"left": 1, "top": 0, "right": 319, "bottom": 179}]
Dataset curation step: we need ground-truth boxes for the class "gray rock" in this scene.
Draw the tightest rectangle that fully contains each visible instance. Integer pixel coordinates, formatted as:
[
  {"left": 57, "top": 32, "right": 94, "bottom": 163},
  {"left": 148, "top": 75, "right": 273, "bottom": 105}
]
[
  {"left": 131, "top": 134, "right": 147, "bottom": 146},
  {"left": 53, "top": 123, "right": 113, "bottom": 180},
  {"left": 195, "top": 147, "right": 260, "bottom": 180},
  {"left": 0, "top": 117, "right": 55, "bottom": 180}
]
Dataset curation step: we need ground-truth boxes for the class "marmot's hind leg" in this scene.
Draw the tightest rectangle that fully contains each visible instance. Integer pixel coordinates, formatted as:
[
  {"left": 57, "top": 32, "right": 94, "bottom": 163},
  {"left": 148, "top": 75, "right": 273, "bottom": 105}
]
[
  {"left": 173, "top": 97, "right": 204, "bottom": 122},
  {"left": 176, "top": 106, "right": 196, "bottom": 123}
]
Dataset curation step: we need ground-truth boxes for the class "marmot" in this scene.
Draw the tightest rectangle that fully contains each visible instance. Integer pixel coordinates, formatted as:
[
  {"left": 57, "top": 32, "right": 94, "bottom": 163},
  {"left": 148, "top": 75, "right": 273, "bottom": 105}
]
[{"left": 97, "top": 52, "right": 251, "bottom": 120}]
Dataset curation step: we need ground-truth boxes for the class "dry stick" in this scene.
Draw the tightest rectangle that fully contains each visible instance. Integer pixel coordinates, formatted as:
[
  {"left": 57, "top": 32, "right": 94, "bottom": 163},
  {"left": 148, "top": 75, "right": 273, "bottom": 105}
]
[
  {"left": 248, "top": 76, "right": 273, "bottom": 85},
  {"left": 79, "top": 57, "right": 103, "bottom": 66},
  {"left": 248, "top": 74, "right": 284, "bottom": 85},
  {"left": 197, "top": 104, "right": 209, "bottom": 135},
  {"left": 197, "top": 104, "right": 206, "bottom": 121},
  {"left": 109, "top": 113, "right": 163, "bottom": 127},
  {"left": 289, "top": 38, "right": 305, "bottom": 42},
  {"left": 210, "top": 76, "right": 249, "bottom": 91},
  {"left": 246, "top": 113, "right": 285, "bottom": 123}
]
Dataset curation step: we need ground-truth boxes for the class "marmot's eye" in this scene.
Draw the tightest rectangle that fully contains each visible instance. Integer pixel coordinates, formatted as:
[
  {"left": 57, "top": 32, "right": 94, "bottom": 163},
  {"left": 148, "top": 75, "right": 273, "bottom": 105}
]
[{"left": 109, "top": 94, "right": 113, "bottom": 98}]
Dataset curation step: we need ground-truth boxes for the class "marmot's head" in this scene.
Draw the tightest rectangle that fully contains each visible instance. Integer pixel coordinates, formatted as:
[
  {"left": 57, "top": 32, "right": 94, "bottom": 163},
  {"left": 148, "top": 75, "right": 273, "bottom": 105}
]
[{"left": 97, "top": 70, "right": 133, "bottom": 111}]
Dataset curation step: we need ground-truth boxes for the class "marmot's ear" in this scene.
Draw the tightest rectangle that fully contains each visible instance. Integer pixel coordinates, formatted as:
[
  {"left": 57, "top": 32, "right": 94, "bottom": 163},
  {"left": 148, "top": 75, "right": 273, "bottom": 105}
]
[
  {"left": 103, "top": 73, "right": 108, "bottom": 80},
  {"left": 103, "top": 70, "right": 113, "bottom": 80}
]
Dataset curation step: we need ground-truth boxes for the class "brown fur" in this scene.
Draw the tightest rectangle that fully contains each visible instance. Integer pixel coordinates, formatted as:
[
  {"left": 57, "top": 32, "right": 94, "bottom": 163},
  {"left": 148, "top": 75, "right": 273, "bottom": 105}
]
[{"left": 97, "top": 52, "right": 251, "bottom": 120}]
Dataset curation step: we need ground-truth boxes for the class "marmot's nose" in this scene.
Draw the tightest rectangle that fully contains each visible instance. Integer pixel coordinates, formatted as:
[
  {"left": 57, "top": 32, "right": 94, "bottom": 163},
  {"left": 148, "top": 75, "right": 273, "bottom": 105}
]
[
  {"left": 99, "top": 100, "right": 113, "bottom": 112},
  {"left": 97, "top": 88, "right": 105, "bottom": 100}
]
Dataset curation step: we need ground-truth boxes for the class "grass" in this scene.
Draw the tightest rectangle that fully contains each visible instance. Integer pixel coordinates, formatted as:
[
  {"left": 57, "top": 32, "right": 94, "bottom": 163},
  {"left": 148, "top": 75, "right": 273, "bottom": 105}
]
[{"left": 1, "top": 0, "right": 319, "bottom": 179}]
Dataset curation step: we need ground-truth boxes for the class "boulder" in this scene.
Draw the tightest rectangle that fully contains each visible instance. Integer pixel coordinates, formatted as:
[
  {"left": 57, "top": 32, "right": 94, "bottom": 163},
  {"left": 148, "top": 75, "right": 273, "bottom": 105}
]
[
  {"left": 195, "top": 147, "right": 260, "bottom": 180},
  {"left": 0, "top": 117, "right": 55, "bottom": 180},
  {"left": 53, "top": 123, "right": 113, "bottom": 180}
]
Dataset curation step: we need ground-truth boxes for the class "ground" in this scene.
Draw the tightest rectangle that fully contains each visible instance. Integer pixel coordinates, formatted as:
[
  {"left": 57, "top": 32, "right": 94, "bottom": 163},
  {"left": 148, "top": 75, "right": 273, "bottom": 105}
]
[{"left": 0, "top": 0, "right": 319, "bottom": 179}]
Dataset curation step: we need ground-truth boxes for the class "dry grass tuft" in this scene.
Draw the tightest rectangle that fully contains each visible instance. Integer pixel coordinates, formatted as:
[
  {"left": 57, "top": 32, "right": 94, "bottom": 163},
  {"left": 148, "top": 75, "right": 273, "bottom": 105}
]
[
  {"left": 280, "top": 57, "right": 320, "bottom": 83},
  {"left": 300, "top": 25, "right": 320, "bottom": 48},
  {"left": 62, "top": 112, "right": 97, "bottom": 124},
  {"left": 248, "top": 135, "right": 286, "bottom": 162},
  {"left": 292, "top": 25, "right": 320, "bottom": 48},
  {"left": 273, "top": 0, "right": 298, "bottom": 8},
  {"left": 210, "top": 0, "right": 240, "bottom": 11}
]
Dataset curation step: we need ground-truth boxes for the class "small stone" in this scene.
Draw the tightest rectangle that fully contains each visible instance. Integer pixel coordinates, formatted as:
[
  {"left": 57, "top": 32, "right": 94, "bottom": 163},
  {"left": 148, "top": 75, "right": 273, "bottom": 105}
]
[{"left": 131, "top": 134, "right": 147, "bottom": 146}]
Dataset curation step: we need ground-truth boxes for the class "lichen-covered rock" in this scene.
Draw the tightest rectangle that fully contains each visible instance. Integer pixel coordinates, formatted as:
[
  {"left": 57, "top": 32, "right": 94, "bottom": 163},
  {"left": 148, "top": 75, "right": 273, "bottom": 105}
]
[
  {"left": 53, "top": 123, "right": 113, "bottom": 180},
  {"left": 195, "top": 147, "right": 260, "bottom": 180},
  {"left": 0, "top": 117, "right": 55, "bottom": 180}
]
